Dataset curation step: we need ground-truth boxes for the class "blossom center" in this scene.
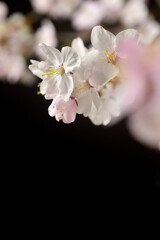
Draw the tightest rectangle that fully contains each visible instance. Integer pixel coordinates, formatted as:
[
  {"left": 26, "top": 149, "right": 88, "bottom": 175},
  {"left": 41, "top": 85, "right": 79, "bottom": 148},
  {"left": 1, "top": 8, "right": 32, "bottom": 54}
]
[
  {"left": 101, "top": 46, "right": 117, "bottom": 64},
  {"left": 105, "top": 49, "right": 117, "bottom": 64},
  {"left": 42, "top": 65, "right": 65, "bottom": 78},
  {"left": 72, "top": 80, "right": 90, "bottom": 98}
]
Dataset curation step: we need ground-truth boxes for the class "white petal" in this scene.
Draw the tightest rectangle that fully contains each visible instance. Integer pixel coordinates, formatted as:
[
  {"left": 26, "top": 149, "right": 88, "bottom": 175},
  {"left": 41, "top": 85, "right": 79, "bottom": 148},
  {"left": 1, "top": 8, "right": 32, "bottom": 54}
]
[
  {"left": 115, "top": 29, "right": 140, "bottom": 58},
  {"left": 82, "top": 49, "right": 101, "bottom": 67},
  {"left": 71, "top": 37, "right": 87, "bottom": 58},
  {"left": 45, "top": 75, "right": 60, "bottom": 99},
  {"left": 48, "top": 100, "right": 56, "bottom": 117},
  {"left": 89, "top": 104, "right": 111, "bottom": 126},
  {"left": 89, "top": 61, "right": 119, "bottom": 88},
  {"left": 91, "top": 25, "right": 116, "bottom": 51},
  {"left": 62, "top": 46, "right": 81, "bottom": 72},
  {"left": 103, "top": 113, "right": 111, "bottom": 125},
  {"left": 29, "top": 60, "right": 44, "bottom": 79},
  {"left": 77, "top": 92, "right": 92, "bottom": 117},
  {"left": 39, "top": 43, "right": 62, "bottom": 65},
  {"left": 40, "top": 79, "right": 48, "bottom": 95},
  {"left": 59, "top": 73, "right": 73, "bottom": 101},
  {"left": 63, "top": 99, "right": 77, "bottom": 124},
  {"left": 72, "top": 66, "right": 85, "bottom": 83},
  {"left": 90, "top": 88, "right": 101, "bottom": 111}
]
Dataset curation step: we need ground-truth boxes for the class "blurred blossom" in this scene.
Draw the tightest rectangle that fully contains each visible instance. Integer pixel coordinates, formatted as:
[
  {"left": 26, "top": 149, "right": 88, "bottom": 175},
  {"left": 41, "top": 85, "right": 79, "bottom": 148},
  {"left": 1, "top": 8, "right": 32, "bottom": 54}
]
[
  {"left": 0, "top": 1, "right": 8, "bottom": 21},
  {"left": 0, "top": 49, "right": 26, "bottom": 83},
  {"left": 30, "top": 0, "right": 81, "bottom": 19},
  {"left": 72, "top": 1, "right": 103, "bottom": 31},
  {"left": 138, "top": 16, "right": 160, "bottom": 45},
  {"left": 50, "top": 0, "right": 81, "bottom": 19},
  {"left": 30, "top": 0, "right": 53, "bottom": 15},
  {"left": 0, "top": 2, "right": 35, "bottom": 84},
  {"left": 122, "top": 39, "right": 160, "bottom": 150},
  {"left": 6, "top": 13, "right": 33, "bottom": 56},
  {"left": 100, "top": 0, "right": 124, "bottom": 24},
  {"left": 120, "top": 0, "right": 149, "bottom": 28},
  {"left": 128, "top": 97, "right": 160, "bottom": 151},
  {"left": 34, "top": 19, "right": 58, "bottom": 59}
]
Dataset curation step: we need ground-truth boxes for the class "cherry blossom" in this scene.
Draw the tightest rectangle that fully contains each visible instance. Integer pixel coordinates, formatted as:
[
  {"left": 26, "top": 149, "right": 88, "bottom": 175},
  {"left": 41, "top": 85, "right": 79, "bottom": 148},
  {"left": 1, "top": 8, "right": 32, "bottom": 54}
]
[
  {"left": 91, "top": 25, "right": 140, "bottom": 60},
  {"left": 48, "top": 96, "right": 77, "bottom": 124},
  {"left": 29, "top": 43, "right": 81, "bottom": 101}
]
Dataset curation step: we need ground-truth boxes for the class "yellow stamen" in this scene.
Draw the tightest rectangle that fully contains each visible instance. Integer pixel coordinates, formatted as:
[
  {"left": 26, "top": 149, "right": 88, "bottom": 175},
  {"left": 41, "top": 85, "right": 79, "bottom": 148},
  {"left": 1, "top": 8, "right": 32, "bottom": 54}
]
[
  {"left": 42, "top": 65, "right": 65, "bottom": 78},
  {"left": 72, "top": 81, "right": 90, "bottom": 98},
  {"left": 105, "top": 49, "right": 116, "bottom": 64}
]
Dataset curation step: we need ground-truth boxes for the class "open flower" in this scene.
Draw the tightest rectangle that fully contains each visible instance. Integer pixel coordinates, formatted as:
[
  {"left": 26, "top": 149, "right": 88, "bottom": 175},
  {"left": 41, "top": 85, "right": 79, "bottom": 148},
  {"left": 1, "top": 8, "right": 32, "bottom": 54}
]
[
  {"left": 71, "top": 37, "right": 88, "bottom": 59},
  {"left": 91, "top": 25, "right": 140, "bottom": 61},
  {"left": 48, "top": 96, "right": 77, "bottom": 124},
  {"left": 29, "top": 43, "right": 81, "bottom": 101}
]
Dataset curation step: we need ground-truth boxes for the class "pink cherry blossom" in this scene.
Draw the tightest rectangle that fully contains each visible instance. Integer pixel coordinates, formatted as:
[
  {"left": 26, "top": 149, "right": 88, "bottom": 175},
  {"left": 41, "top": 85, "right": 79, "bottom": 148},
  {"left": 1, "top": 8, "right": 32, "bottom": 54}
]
[
  {"left": 29, "top": 43, "right": 81, "bottom": 101},
  {"left": 48, "top": 96, "right": 77, "bottom": 123},
  {"left": 122, "top": 40, "right": 160, "bottom": 150}
]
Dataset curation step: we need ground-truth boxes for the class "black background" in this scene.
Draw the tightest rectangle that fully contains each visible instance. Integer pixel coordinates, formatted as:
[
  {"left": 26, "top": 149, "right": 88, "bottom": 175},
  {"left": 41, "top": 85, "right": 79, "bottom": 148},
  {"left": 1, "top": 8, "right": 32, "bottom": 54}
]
[{"left": 1, "top": 0, "right": 160, "bottom": 211}]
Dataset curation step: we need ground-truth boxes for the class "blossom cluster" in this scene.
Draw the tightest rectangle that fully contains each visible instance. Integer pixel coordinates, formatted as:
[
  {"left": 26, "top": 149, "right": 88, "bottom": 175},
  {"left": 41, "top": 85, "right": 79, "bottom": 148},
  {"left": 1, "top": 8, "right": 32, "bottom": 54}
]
[{"left": 29, "top": 26, "right": 140, "bottom": 124}]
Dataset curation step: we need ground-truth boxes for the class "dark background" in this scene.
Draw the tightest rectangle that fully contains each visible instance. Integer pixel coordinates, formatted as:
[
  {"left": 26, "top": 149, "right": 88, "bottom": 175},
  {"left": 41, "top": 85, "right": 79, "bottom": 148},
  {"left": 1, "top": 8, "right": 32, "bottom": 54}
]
[{"left": 1, "top": 0, "right": 160, "bottom": 210}]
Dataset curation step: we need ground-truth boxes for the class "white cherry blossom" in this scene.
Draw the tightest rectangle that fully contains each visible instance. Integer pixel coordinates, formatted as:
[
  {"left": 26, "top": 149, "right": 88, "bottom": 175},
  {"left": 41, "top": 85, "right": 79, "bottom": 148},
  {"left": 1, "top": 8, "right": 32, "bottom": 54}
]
[
  {"left": 91, "top": 25, "right": 140, "bottom": 60},
  {"left": 29, "top": 43, "right": 81, "bottom": 101}
]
